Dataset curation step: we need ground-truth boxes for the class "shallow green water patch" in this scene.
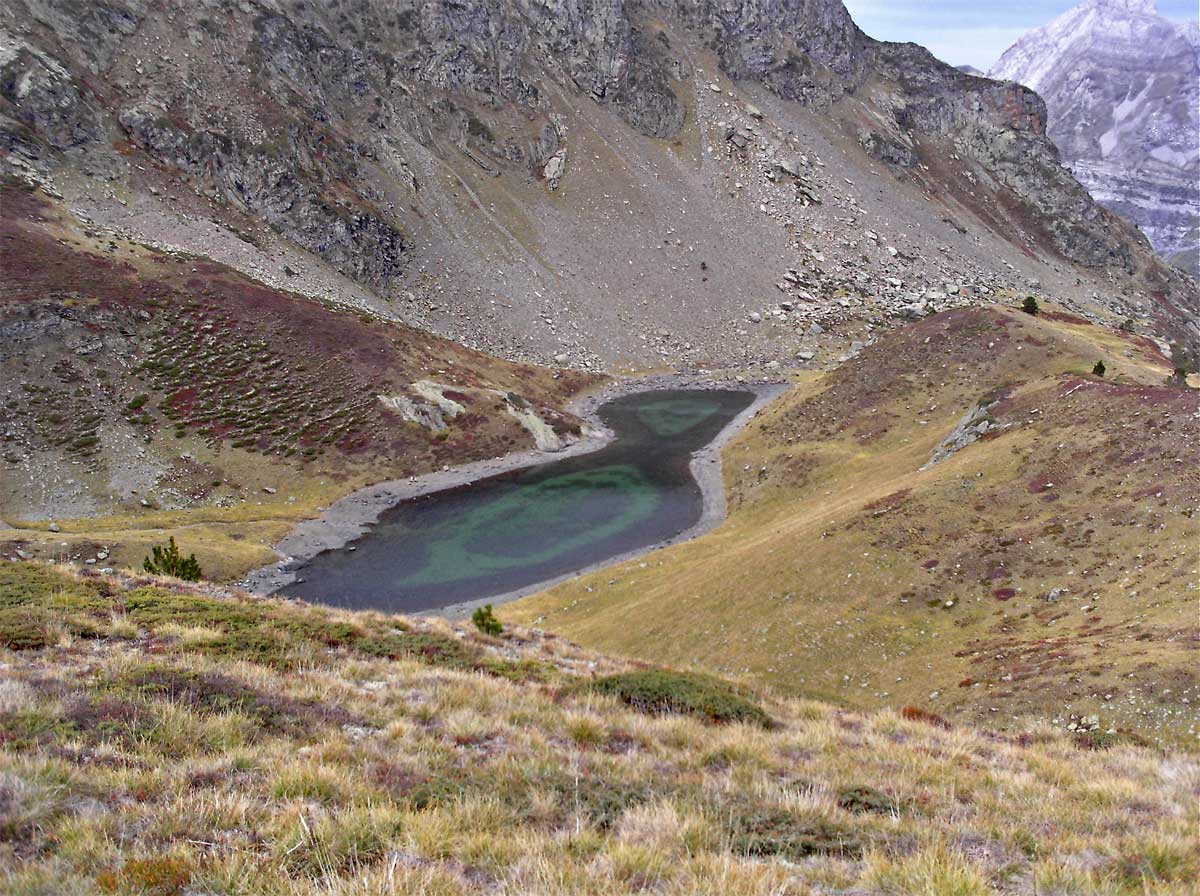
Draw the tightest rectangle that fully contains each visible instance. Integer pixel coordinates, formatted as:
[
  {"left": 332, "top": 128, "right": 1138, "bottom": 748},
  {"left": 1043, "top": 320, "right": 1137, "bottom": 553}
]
[{"left": 284, "top": 389, "right": 754, "bottom": 612}]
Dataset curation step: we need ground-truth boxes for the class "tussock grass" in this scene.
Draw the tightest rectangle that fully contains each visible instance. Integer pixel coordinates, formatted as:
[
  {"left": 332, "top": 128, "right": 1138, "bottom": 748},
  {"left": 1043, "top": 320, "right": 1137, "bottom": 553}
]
[{"left": 1, "top": 561, "right": 1197, "bottom": 894}]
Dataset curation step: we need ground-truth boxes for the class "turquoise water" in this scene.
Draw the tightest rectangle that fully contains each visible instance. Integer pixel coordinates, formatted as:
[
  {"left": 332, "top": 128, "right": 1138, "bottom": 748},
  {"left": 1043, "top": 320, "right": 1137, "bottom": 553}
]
[{"left": 284, "top": 389, "right": 754, "bottom": 613}]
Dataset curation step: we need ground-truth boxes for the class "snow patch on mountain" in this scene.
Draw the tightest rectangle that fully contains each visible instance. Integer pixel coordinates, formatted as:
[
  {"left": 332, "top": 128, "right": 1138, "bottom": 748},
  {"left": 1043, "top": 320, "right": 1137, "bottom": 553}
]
[{"left": 991, "top": 0, "right": 1200, "bottom": 275}]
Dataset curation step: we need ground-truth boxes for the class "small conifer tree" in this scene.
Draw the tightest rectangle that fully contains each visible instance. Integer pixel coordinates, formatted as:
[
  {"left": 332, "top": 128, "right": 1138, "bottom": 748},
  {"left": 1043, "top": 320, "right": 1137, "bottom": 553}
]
[
  {"left": 1021, "top": 296, "right": 1039, "bottom": 315},
  {"left": 1092, "top": 360, "right": 1105, "bottom": 377},
  {"left": 143, "top": 537, "right": 202, "bottom": 581},
  {"left": 471, "top": 603, "right": 503, "bottom": 636}
]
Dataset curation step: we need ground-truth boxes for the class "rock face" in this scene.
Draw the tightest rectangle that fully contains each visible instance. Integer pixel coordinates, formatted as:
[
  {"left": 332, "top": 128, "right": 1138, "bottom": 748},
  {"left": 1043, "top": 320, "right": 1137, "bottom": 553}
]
[
  {"left": 990, "top": 0, "right": 1200, "bottom": 276},
  {"left": 1, "top": 0, "right": 1197, "bottom": 363}
]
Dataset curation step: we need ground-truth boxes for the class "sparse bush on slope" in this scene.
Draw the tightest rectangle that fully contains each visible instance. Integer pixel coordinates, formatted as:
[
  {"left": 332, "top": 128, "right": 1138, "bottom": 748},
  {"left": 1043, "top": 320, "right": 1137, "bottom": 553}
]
[
  {"left": 0, "top": 607, "right": 51, "bottom": 650},
  {"left": 583, "top": 670, "right": 772, "bottom": 727}
]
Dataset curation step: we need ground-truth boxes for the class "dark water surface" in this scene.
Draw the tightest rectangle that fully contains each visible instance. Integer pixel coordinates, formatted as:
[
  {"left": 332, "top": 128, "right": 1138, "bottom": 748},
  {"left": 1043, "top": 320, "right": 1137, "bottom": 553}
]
[{"left": 284, "top": 389, "right": 755, "bottom": 613}]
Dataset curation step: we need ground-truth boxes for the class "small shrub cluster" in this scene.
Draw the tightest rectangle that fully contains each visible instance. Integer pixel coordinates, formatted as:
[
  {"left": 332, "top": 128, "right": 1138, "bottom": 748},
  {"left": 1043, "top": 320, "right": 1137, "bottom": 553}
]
[
  {"left": 584, "top": 670, "right": 771, "bottom": 727},
  {"left": 0, "top": 565, "right": 547, "bottom": 683},
  {"left": 727, "top": 801, "right": 861, "bottom": 860},
  {"left": 1166, "top": 367, "right": 1190, "bottom": 387},
  {"left": 95, "top": 855, "right": 193, "bottom": 896},
  {"left": 0, "top": 607, "right": 51, "bottom": 650},
  {"left": 837, "top": 785, "right": 897, "bottom": 815},
  {"left": 901, "top": 706, "right": 952, "bottom": 729}
]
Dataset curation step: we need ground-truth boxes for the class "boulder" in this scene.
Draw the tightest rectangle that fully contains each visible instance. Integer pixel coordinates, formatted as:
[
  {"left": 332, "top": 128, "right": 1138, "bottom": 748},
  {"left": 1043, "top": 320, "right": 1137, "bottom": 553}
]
[{"left": 543, "top": 150, "right": 567, "bottom": 190}]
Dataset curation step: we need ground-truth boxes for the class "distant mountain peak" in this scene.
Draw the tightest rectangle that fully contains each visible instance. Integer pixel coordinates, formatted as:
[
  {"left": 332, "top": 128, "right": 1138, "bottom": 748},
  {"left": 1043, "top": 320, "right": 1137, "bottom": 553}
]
[
  {"left": 1099, "top": 0, "right": 1157, "bottom": 14},
  {"left": 991, "top": 0, "right": 1200, "bottom": 276}
]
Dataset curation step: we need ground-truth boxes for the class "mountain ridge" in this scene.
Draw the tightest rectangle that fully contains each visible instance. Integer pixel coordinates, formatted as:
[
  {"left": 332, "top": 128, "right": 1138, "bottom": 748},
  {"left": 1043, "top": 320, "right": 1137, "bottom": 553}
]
[
  {"left": 990, "top": 0, "right": 1200, "bottom": 278},
  {"left": 3, "top": 0, "right": 1197, "bottom": 370}
]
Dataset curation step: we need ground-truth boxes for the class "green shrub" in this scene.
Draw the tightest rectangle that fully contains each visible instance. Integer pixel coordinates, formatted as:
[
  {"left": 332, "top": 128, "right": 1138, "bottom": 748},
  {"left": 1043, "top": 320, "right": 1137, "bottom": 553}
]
[
  {"left": 278, "top": 616, "right": 362, "bottom": 647},
  {"left": 1021, "top": 296, "right": 1039, "bottom": 315},
  {"left": 0, "top": 607, "right": 51, "bottom": 650},
  {"left": 142, "top": 537, "right": 202, "bottom": 581},
  {"left": 273, "top": 771, "right": 341, "bottom": 804},
  {"left": 485, "top": 657, "right": 550, "bottom": 683},
  {"left": 837, "top": 785, "right": 897, "bottom": 815},
  {"left": 1092, "top": 360, "right": 1106, "bottom": 377},
  {"left": 471, "top": 603, "right": 503, "bottom": 636},
  {"left": 200, "top": 630, "right": 292, "bottom": 669},
  {"left": 1071, "top": 727, "right": 1135, "bottom": 751},
  {"left": 560, "top": 776, "right": 654, "bottom": 830},
  {"left": 584, "top": 670, "right": 771, "bottom": 727},
  {"left": 727, "top": 802, "right": 861, "bottom": 859},
  {"left": 124, "top": 589, "right": 262, "bottom": 632},
  {"left": 277, "top": 809, "right": 396, "bottom": 877},
  {"left": 352, "top": 631, "right": 476, "bottom": 669},
  {"left": 1115, "top": 841, "right": 1198, "bottom": 885}
]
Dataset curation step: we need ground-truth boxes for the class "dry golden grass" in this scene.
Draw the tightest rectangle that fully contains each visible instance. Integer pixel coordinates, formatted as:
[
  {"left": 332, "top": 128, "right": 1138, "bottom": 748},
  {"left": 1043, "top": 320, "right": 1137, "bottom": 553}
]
[
  {"left": 3, "top": 470, "right": 362, "bottom": 582},
  {"left": 1, "top": 561, "right": 1198, "bottom": 894},
  {"left": 508, "top": 306, "right": 1200, "bottom": 746}
]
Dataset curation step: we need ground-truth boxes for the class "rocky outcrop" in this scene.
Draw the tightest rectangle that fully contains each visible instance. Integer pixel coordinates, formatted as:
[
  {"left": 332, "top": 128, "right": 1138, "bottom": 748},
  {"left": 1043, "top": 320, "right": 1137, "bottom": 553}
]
[
  {"left": 245, "top": 1, "right": 684, "bottom": 140},
  {"left": 921, "top": 400, "right": 1001, "bottom": 470},
  {"left": 675, "top": 0, "right": 867, "bottom": 104},
  {"left": 859, "top": 41, "right": 1147, "bottom": 274},
  {"left": 501, "top": 391, "right": 564, "bottom": 451},
  {"left": 113, "top": 104, "right": 408, "bottom": 291},
  {"left": 990, "top": 0, "right": 1200, "bottom": 276},
  {"left": 0, "top": 38, "right": 97, "bottom": 149},
  {"left": 378, "top": 394, "right": 449, "bottom": 432},
  {"left": 379, "top": 381, "right": 566, "bottom": 450}
]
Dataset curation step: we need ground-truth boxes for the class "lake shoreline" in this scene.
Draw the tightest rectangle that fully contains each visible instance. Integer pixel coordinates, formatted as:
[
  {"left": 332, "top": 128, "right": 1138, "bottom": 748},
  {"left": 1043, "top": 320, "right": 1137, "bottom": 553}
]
[{"left": 239, "top": 373, "right": 789, "bottom": 607}]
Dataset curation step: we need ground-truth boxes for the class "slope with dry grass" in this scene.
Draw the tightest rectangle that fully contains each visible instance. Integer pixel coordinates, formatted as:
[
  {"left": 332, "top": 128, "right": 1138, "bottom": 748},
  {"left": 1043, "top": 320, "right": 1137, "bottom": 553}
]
[
  {"left": 508, "top": 306, "right": 1200, "bottom": 746},
  {"left": 0, "top": 183, "right": 598, "bottom": 580},
  {"left": 1, "top": 560, "right": 1197, "bottom": 895}
]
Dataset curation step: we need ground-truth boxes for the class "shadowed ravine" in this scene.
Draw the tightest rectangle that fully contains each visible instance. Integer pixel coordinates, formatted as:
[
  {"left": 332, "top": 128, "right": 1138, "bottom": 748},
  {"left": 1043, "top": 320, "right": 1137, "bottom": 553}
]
[{"left": 283, "top": 389, "right": 755, "bottom": 612}]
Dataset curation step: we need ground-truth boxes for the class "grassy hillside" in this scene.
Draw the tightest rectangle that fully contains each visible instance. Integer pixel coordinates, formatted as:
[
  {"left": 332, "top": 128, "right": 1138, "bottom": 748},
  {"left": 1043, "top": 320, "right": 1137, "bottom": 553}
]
[
  {"left": 0, "top": 182, "right": 598, "bottom": 580},
  {"left": 508, "top": 306, "right": 1200, "bottom": 746},
  {"left": 1, "top": 561, "right": 1197, "bottom": 895}
]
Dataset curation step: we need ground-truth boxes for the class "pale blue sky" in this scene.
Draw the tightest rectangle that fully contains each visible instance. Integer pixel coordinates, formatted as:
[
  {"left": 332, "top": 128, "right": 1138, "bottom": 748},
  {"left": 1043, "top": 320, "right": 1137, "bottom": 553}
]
[{"left": 843, "top": 0, "right": 1199, "bottom": 71}]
